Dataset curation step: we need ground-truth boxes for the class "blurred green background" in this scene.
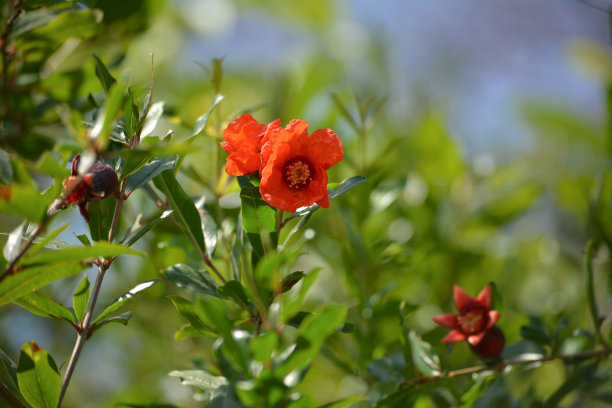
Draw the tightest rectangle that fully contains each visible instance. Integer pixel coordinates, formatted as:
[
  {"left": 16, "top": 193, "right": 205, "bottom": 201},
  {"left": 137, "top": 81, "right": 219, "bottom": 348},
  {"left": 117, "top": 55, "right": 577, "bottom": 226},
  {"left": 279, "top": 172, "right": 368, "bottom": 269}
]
[{"left": 1, "top": 0, "right": 612, "bottom": 407}]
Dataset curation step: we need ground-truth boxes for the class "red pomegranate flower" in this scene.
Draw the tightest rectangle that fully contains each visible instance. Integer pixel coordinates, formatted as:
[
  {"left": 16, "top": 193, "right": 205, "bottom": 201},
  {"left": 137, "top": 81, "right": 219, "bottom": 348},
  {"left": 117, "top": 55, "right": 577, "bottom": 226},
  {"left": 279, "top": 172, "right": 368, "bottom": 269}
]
[
  {"left": 259, "top": 119, "right": 343, "bottom": 213},
  {"left": 221, "top": 113, "right": 279, "bottom": 176},
  {"left": 432, "top": 285, "right": 500, "bottom": 346}
]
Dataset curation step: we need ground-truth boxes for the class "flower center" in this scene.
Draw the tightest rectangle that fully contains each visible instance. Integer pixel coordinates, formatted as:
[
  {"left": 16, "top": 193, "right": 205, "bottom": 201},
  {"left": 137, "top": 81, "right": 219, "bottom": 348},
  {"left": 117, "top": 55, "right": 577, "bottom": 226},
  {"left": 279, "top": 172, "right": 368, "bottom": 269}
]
[
  {"left": 283, "top": 157, "right": 313, "bottom": 190},
  {"left": 458, "top": 307, "right": 487, "bottom": 334}
]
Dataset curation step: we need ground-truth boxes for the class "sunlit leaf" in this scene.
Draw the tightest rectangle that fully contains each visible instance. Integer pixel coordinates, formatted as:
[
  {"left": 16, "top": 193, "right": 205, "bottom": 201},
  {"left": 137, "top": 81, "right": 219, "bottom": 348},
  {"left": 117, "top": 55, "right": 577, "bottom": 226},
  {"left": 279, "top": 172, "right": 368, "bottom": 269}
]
[
  {"left": 168, "top": 369, "right": 228, "bottom": 391},
  {"left": 140, "top": 101, "right": 164, "bottom": 139},
  {"left": 125, "top": 155, "right": 177, "bottom": 193},
  {"left": 162, "top": 263, "right": 219, "bottom": 296},
  {"left": 290, "top": 176, "right": 367, "bottom": 217},
  {"left": 90, "top": 81, "right": 126, "bottom": 150},
  {"left": 0, "top": 184, "right": 48, "bottom": 223},
  {"left": 17, "top": 342, "right": 60, "bottom": 408},
  {"left": 408, "top": 330, "right": 441, "bottom": 377},
  {"left": 89, "top": 311, "right": 132, "bottom": 336},
  {"left": 93, "top": 280, "right": 158, "bottom": 323},
  {"left": 21, "top": 242, "right": 144, "bottom": 266}
]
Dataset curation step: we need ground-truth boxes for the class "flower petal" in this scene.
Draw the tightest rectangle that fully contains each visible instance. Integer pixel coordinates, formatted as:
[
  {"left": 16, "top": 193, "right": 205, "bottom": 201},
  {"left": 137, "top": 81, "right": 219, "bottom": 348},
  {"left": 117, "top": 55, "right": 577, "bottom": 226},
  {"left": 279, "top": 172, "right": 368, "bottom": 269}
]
[
  {"left": 453, "top": 285, "right": 472, "bottom": 312},
  {"left": 432, "top": 313, "right": 459, "bottom": 329},
  {"left": 467, "top": 331, "right": 486, "bottom": 346},
  {"left": 307, "top": 128, "right": 344, "bottom": 170},
  {"left": 477, "top": 285, "right": 492, "bottom": 310},
  {"left": 486, "top": 310, "right": 500, "bottom": 329},
  {"left": 441, "top": 330, "right": 467, "bottom": 344}
]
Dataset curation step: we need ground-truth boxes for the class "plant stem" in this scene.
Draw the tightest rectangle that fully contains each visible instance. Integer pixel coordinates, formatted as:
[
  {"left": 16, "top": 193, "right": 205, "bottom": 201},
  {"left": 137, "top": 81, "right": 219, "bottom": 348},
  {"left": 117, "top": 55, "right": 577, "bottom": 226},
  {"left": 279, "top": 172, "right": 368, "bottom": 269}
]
[
  {"left": 57, "top": 262, "right": 107, "bottom": 407},
  {"left": 57, "top": 180, "right": 126, "bottom": 407},
  {"left": 400, "top": 347, "right": 612, "bottom": 387}
]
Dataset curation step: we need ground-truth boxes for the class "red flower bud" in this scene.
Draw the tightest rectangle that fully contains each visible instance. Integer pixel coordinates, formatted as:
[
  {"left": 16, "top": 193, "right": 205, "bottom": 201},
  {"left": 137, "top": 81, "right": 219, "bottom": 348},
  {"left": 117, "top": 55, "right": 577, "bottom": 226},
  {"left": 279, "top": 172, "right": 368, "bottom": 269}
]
[{"left": 469, "top": 325, "right": 505, "bottom": 360}]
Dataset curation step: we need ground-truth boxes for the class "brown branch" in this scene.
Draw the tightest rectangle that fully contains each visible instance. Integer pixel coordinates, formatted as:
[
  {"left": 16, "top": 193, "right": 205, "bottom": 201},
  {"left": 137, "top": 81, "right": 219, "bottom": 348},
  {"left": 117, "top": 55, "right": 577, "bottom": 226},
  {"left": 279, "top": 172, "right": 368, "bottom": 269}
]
[{"left": 400, "top": 347, "right": 612, "bottom": 387}]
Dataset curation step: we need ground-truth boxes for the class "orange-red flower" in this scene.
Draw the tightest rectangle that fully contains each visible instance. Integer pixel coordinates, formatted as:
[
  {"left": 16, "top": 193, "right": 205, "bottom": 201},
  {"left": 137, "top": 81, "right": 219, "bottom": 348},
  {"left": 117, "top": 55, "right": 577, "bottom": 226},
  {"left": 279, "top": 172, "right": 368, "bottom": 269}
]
[
  {"left": 432, "top": 285, "right": 500, "bottom": 346},
  {"left": 221, "top": 113, "right": 277, "bottom": 176},
  {"left": 259, "top": 119, "right": 343, "bottom": 213}
]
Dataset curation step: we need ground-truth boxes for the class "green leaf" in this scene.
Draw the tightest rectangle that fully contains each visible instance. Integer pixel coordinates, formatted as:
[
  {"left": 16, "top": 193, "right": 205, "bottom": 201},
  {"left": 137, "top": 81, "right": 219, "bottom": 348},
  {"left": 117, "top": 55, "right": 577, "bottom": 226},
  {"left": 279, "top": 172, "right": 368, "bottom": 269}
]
[
  {"left": 87, "top": 198, "right": 116, "bottom": 242},
  {"left": 35, "top": 152, "right": 69, "bottom": 179},
  {"left": 162, "top": 264, "right": 219, "bottom": 296},
  {"left": 0, "top": 260, "right": 83, "bottom": 307},
  {"left": 22, "top": 242, "right": 144, "bottom": 266},
  {"left": 239, "top": 186, "right": 277, "bottom": 234},
  {"left": 167, "top": 296, "right": 216, "bottom": 337},
  {"left": 17, "top": 342, "right": 60, "bottom": 408},
  {"left": 90, "top": 81, "right": 126, "bottom": 150},
  {"left": 520, "top": 317, "right": 551, "bottom": 347},
  {"left": 0, "top": 347, "right": 18, "bottom": 388},
  {"left": 93, "top": 55, "right": 117, "bottom": 94},
  {"left": 217, "top": 280, "right": 251, "bottom": 309},
  {"left": 408, "top": 330, "right": 442, "bottom": 377},
  {"left": 125, "top": 156, "right": 177, "bottom": 193},
  {"left": 154, "top": 170, "right": 206, "bottom": 255},
  {"left": 168, "top": 369, "right": 228, "bottom": 391},
  {"left": 191, "top": 94, "right": 225, "bottom": 137},
  {"left": 93, "top": 280, "right": 158, "bottom": 324},
  {"left": 299, "top": 306, "right": 347, "bottom": 343},
  {"left": 120, "top": 149, "right": 153, "bottom": 180},
  {"left": 255, "top": 250, "right": 300, "bottom": 293},
  {"left": 201, "top": 209, "right": 218, "bottom": 259},
  {"left": 140, "top": 101, "right": 165, "bottom": 139},
  {"left": 123, "top": 211, "right": 172, "bottom": 247},
  {"left": 72, "top": 274, "right": 90, "bottom": 324},
  {"left": 0, "top": 184, "right": 48, "bottom": 223},
  {"left": 280, "top": 268, "right": 320, "bottom": 322},
  {"left": 89, "top": 311, "right": 132, "bottom": 336},
  {"left": 280, "top": 271, "right": 305, "bottom": 293},
  {"left": 14, "top": 291, "right": 75, "bottom": 324},
  {"left": 75, "top": 234, "right": 92, "bottom": 247},
  {"left": 291, "top": 176, "right": 367, "bottom": 217}
]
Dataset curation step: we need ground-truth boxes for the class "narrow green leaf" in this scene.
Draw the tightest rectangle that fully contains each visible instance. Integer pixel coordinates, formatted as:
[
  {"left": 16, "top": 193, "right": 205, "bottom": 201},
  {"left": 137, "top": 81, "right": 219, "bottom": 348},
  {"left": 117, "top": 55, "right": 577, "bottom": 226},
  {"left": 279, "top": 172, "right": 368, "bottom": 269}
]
[
  {"left": 167, "top": 296, "right": 216, "bottom": 336},
  {"left": 0, "top": 347, "right": 18, "bottom": 388},
  {"left": 87, "top": 198, "right": 116, "bottom": 242},
  {"left": 280, "top": 271, "right": 305, "bottom": 293},
  {"left": 201, "top": 210, "right": 217, "bottom": 259},
  {"left": 174, "top": 323, "right": 207, "bottom": 341},
  {"left": 191, "top": 94, "right": 225, "bottom": 137},
  {"left": 408, "top": 330, "right": 442, "bottom": 377},
  {"left": 217, "top": 280, "right": 250, "bottom": 308},
  {"left": 0, "top": 260, "right": 83, "bottom": 307},
  {"left": 93, "top": 55, "right": 116, "bottom": 94},
  {"left": 123, "top": 211, "right": 172, "bottom": 247},
  {"left": 140, "top": 101, "right": 164, "bottom": 139},
  {"left": 72, "top": 274, "right": 90, "bottom": 324},
  {"left": 14, "top": 291, "right": 75, "bottom": 324},
  {"left": 168, "top": 369, "right": 227, "bottom": 391},
  {"left": 153, "top": 170, "right": 206, "bottom": 255},
  {"left": 17, "top": 342, "right": 60, "bottom": 408},
  {"left": 93, "top": 280, "right": 158, "bottom": 324},
  {"left": 120, "top": 149, "right": 153, "bottom": 180},
  {"left": 162, "top": 264, "right": 219, "bottom": 296},
  {"left": 89, "top": 311, "right": 132, "bottom": 336},
  {"left": 255, "top": 250, "right": 299, "bottom": 293},
  {"left": 21, "top": 242, "right": 144, "bottom": 266},
  {"left": 90, "top": 81, "right": 126, "bottom": 150},
  {"left": 75, "top": 234, "right": 92, "bottom": 247},
  {"left": 125, "top": 156, "right": 177, "bottom": 193}
]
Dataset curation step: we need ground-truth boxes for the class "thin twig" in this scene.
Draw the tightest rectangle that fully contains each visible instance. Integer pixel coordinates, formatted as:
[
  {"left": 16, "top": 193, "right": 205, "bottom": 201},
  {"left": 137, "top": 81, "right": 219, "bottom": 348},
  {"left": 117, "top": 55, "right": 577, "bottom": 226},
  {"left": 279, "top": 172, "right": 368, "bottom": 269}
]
[
  {"left": 400, "top": 347, "right": 612, "bottom": 387},
  {"left": 57, "top": 261, "right": 107, "bottom": 407},
  {"left": 57, "top": 179, "right": 127, "bottom": 407}
]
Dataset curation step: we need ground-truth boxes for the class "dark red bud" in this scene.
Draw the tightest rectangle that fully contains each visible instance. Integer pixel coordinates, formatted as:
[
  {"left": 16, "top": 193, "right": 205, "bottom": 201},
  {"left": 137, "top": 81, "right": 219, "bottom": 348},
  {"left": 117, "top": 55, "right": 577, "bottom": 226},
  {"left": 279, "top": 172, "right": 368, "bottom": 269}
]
[
  {"left": 470, "top": 325, "right": 505, "bottom": 360},
  {"left": 88, "top": 163, "right": 118, "bottom": 197}
]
